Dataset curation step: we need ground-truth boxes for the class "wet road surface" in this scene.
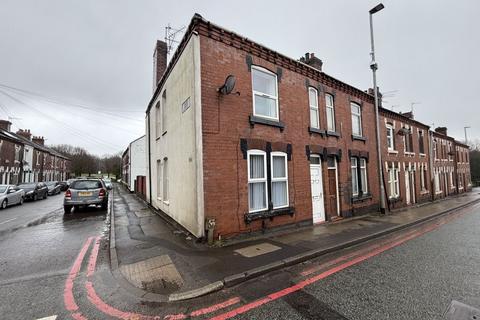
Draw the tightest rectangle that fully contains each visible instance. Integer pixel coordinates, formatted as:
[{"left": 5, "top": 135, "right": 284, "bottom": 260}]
[{"left": 1, "top": 192, "right": 480, "bottom": 319}]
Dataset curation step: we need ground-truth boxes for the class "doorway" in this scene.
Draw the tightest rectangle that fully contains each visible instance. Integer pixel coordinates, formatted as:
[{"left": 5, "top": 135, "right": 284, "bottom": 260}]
[{"left": 326, "top": 156, "right": 339, "bottom": 219}]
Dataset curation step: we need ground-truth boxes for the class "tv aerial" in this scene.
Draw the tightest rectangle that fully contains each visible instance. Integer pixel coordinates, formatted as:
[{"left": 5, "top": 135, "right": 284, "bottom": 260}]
[{"left": 165, "top": 24, "right": 185, "bottom": 56}]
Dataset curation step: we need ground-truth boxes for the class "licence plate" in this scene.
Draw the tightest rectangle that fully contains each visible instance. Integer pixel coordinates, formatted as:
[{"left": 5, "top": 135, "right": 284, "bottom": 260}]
[{"left": 78, "top": 191, "right": 93, "bottom": 197}]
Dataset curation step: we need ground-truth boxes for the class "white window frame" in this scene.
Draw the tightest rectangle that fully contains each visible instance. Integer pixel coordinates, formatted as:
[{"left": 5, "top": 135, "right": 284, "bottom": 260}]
[
  {"left": 247, "top": 150, "right": 268, "bottom": 213},
  {"left": 163, "top": 158, "right": 168, "bottom": 202},
  {"left": 251, "top": 66, "right": 279, "bottom": 121},
  {"left": 161, "top": 90, "right": 167, "bottom": 135},
  {"left": 450, "top": 171, "right": 455, "bottom": 188},
  {"left": 434, "top": 171, "right": 441, "bottom": 193},
  {"left": 351, "top": 102, "right": 362, "bottom": 136},
  {"left": 270, "top": 152, "right": 289, "bottom": 209},
  {"left": 420, "top": 165, "right": 426, "bottom": 191},
  {"left": 386, "top": 123, "right": 394, "bottom": 151},
  {"left": 155, "top": 102, "right": 161, "bottom": 138},
  {"left": 309, "top": 87, "right": 319, "bottom": 129},
  {"left": 325, "top": 94, "right": 335, "bottom": 132},
  {"left": 418, "top": 130, "right": 425, "bottom": 155},
  {"left": 351, "top": 157, "right": 359, "bottom": 197},
  {"left": 388, "top": 167, "right": 400, "bottom": 199},
  {"left": 156, "top": 159, "right": 162, "bottom": 200},
  {"left": 360, "top": 158, "right": 368, "bottom": 194}
]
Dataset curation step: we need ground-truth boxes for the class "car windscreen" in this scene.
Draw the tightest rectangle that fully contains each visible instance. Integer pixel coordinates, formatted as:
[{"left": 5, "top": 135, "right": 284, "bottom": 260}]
[
  {"left": 18, "top": 184, "right": 36, "bottom": 188},
  {"left": 46, "top": 182, "right": 56, "bottom": 186},
  {"left": 0, "top": 186, "right": 7, "bottom": 193},
  {"left": 70, "top": 180, "right": 102, "bottom": 190}
]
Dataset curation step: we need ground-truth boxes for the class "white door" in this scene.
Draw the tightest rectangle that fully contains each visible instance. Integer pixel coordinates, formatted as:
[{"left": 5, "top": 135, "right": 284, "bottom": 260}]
[
  {"left": 410, "top": 171, "right": 416, "bottom": 203},
  {"left": 405, "top": 171, "right": 410, "bottom": 205},
  {"left": 310, "top": 160, "right": 325, "bottom": 224}
]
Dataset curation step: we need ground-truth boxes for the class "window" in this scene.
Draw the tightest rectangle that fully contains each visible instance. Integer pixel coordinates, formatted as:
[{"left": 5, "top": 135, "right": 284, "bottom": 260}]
[
  {"left": 156, "top": 160, "right": 161, "bottom": 198},
  {"left": 161, "top": 91, "right": 167, "bottom": 134},
  {"left": 271, "top": 152, "right": 288, "bottom": 209},
  {"left": 360, "top": 159, "right": 368, "bottom": 194},
  {"left": 163, "top": 158, "right": 168, "bottom": 201},
  {"left": 434, "top": 140, "right": 438, "bottom": 160},
  {"left": 36, "top": 152, "right": 40, "bottom": 166},
  {"left": 252, "top": 66, "right": 278, "bottom": 120},
  {"left": 434, "top": 172, "right": 441, "bottom": 193},
  {"left": 310, "top": 155, "right": 321, "bottom": 165},
  {"left": 386, "top": 123, "right": 394, "bottom": 151},
  {"left": 450, "top": 171, "right": 454, "bottom": 188},
  {"left": 351, "top": 103, "right": 362, "bottom": 136},
  {"left": 351, "top": 157, "right": 368, "bottom": 197},
  {"left": 351, "top": 158, "right": 359, "bottom": 197},
  {"left": 420, "top": 165, "right": 426, "bottom": 191},
  {"left": 325, "top": 94, "right": 335, "bottom": 132},
  {"left": 248, "top": 150, "right": 268, "bottom": 212},
  {"left": 309, "top": 87, "right": 319, "bottom": 129},
  {"left": 419, "top": 130, "right": 425, "bottom": 154},
  {"left": 404, "top": 127, "right": 413, "bottom": 153},
  {"left": 14, "top": 145, "right": 20, "bottom": 161},
  {"left": 155, "top": 102, "right": 161, "bottom": 138},
  {"left": 388, "top": 167, "right": 400, "bottom": 198}
]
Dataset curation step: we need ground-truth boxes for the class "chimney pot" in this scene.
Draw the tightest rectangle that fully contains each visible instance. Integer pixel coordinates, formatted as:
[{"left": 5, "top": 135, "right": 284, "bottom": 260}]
[
  {"left": 435, "top": 127, "right": 448, "bottom": 136},
  {"left": 300, "top": 52, "right": 323, "bottom": 71}
]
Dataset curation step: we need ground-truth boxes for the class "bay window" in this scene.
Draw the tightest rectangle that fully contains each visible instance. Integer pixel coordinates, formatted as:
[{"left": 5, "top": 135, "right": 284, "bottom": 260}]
[{"left": 252, "top": 66, "right": 279, "bottom": 120}]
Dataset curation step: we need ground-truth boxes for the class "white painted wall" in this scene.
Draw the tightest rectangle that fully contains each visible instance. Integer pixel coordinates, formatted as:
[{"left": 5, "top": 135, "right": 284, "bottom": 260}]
[
  {"left": 146, "top": 34, "right": 204, "bottom": 237},
  {"left": 129, "top": 135, "right": 146, "bottom": 191}
]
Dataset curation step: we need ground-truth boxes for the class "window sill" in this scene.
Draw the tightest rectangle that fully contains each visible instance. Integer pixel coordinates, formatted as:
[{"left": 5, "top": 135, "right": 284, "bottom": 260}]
[
  {"left": 388, "top": 196, "right": 401, "bottom": 203},
  {"left": 419, "top": 153, "right": 426, "bottom": 157},
  {"left": 162, "top": 131, "right": 167, "bottom": 136},
  {"left": 308, "top": 127, "right": 325, "bottom": 136},
  {"left": 244, "top": 206, "right": 294, "bottom": 224},
  {"left": 420, "top": 190, "right": 429, "bottom": 194},
  {"left": 404, "top": 152, "right": 415, "bottom": 156},
  {"left": 326, "top": 131, "right": 340, "bottom": 138},
  {"left": 352, "top": 193, "right": 372, "bottom": 203},
  {"left": 388, "top": 150, "right": 398, "bottom": 154},
  {"left": 435, "top": 191, "right": 443, "bottom": 194},
  {"left": 163, "top": 200, "right": 170, "bottom": 206},
  {"left": 249, "top": 115, "right": 285, "bottom": 131},
  {"left": 352, "top": 135, "right": 366, "bottom": 142}
]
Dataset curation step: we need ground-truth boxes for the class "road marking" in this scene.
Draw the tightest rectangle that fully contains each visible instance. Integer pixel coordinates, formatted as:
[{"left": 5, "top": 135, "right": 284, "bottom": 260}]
[
  {"left": 36, "top": 316, "right": 57, "bottom": 320},
  {"left": 64, "top": 237, "right": 93, "bottom": 316},
  {"left": 164, "top": 297, "right": 242, "bottom": 319},
  {"left": 209, "top": 205, "right": 473, "bottom": 320},
  {"left": 0, "top": 217, "right": 17, "bottom": 225}
]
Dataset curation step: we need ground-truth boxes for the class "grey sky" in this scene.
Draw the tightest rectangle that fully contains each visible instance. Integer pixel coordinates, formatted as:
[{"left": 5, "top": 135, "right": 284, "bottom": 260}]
[{"left": 1, "top": 0, "right": 479, "bottom": 155}]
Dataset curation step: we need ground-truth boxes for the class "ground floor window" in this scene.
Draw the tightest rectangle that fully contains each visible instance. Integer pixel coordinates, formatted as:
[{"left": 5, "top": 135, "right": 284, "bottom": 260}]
[
  {"left": 434, "top": 172, "right": 441, "bottom": 193},
  {"left": 271, "top": 152, "right": 288, "bottom": 209},
  {"left": 388, "top": 167, "right": 400, "bottom": 198},
  {"left": 420, "top": 166, "right": 427, "bottom": 191},
  {"left": 248, "top": 150, "right": 268, "bottom": 212},
  {"left": 351, "top": 157, "right": 368, "bottom": 197}
]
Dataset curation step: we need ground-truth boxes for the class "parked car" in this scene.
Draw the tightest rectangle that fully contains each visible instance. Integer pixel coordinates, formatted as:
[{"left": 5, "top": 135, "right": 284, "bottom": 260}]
[
  {"left": 17, "top": 182, "right": 49, "bottom": 201},
  {"left": 103, "top": 178, "right": 113, "bottom": 190},
  {"left": 64, "top": 178, "right": 108, "bottom": 214},
  {"left": 58, "top": 181, "right": 69, "bottom": 191},
  {"left": 0, "top": 185, "right": 25, "bottom": 208},
  {"left": 66, "top": 179, "right": 76, "bottom": 187},
  {"left": 46, "top": 181, "right": 62, "bottom": 195}
]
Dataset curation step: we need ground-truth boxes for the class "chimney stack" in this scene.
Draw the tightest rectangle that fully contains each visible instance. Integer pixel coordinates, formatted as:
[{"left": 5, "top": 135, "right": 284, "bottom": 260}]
[
  {"left": 435, "top": 127, "right": 448, "bottom": 136},
  {"left": 300, "top": 53, "right": 323, "bottom": 71},
  {"left": 32, "top": 136, "right": 45, "bottom": 146},
  {"left": 0, "top": 119, "right": 12, "bottom": 131},
  {"left": 399, "top": 111, "right": 414, "bottom": 119},
  {"left": 367, "top": 87, "right": 383, "bottom": 108},
  {"left": 16, "top": 129, "right": 32, "bottom": 140},
  {"left": 153, "top": 40, "right": 168, "bottom": 92}
]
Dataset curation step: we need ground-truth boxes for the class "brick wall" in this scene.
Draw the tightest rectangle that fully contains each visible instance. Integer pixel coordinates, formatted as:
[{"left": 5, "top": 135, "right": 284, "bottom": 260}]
[{"left": 199, "top": 33, "right": 379, "bottom": 239}]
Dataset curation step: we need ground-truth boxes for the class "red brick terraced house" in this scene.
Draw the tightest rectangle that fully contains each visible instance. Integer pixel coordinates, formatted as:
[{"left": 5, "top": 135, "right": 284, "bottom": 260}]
[
  {"left": 145, "top": 14, "right": 381, "bottom": 240},
  {"left": 454, "top": 141, "right": 471, "bottom": 193},
  {"left": 431, "top": 127, "right": 457, "bottom": 199},
  {"left": 379, "top": 108, "right": 431, "bottom": 209}
]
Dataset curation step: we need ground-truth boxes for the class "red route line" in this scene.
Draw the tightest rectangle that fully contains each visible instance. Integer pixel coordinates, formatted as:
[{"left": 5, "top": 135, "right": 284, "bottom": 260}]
[
  {"left": 64, "top": 237, "right": 94, "bottom": 314},
  {"left": 83, "top": 236, "right": 240, "bottom": 320},
  {"left": 209, "top": 206, "right": 472, "bottom": 320}
]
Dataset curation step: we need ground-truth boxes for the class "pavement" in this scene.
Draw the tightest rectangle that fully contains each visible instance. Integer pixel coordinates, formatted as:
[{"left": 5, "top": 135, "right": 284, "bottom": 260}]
[{"left": 110, "top": 183, "right": 480, "bottom": 302}]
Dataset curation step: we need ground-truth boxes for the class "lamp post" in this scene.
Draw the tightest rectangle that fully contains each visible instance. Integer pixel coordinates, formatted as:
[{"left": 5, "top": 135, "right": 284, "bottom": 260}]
[
  {"left": 464, "top": 126, "right": 470, "bottom": 144},
  {"left": 369, "top": 3, "right": 386, "bottom": 214}
]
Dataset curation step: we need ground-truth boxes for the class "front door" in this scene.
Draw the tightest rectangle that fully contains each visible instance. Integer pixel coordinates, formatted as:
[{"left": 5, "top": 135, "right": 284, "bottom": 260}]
[
  {"left": 405, "top": 171, "right": 411, "bottom": 205},
  {"left": 310, "top": 157, "right": 325, "bottom": 224}
]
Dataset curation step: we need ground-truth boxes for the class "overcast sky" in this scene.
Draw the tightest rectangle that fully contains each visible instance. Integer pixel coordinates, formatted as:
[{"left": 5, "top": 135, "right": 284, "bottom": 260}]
[{"left": 1, "top": 0, "right": 479, "bottom": 155}]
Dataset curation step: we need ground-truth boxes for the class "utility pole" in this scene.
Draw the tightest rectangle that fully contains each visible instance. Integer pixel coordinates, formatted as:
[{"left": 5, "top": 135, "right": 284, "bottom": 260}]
[{"left": 369, "top": 3, "right": 386, "bottom": 214}]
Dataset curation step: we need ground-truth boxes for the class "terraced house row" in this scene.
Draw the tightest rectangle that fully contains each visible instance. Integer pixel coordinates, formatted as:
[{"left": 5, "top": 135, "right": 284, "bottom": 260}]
[
  {"left": 143, "top": 14, "right": 471, "bottom": 240},
  {"left": 0, "top": 119, "right": 71, "bottom": 184}
]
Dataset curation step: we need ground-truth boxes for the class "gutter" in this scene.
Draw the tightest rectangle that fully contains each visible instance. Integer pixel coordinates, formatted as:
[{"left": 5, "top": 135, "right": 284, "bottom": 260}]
[{"left": 147, "top": 113, "right": 152, "bottom": 205}]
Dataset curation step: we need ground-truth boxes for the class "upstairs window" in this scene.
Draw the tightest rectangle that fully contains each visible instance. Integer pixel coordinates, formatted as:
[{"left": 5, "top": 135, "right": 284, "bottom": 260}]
[
  {"left": 248, "top": 150, "right": 268, "bottom": 212},
  {"left": 252, "top": 66, "right": 279, "bottom": 120},
  {"left": 404, "top": 127, "right": 414, "bottom": 153},
  {"left": 155, "top": 102, "right": 161, "bottom": 138},
  {"left": 325, "top": 94, "right": 335, "bottom": 132},
  {"left": 386, "top": 123, "right": 394, "bottom": 151},
  {"left": 418, "top": 130, "right": 425, "bottom": 154},
  {"left": 351, "top": 103, "right": 362, "bottom": 136},
  {"left": 309, "top": 87, "right": 319, "bottom": 129},
  {"left": 271, "top": 152, "right": 288, "bottom": 209},
  {"left": 161, "top": 91, "right": 167, "bottom": 135}
]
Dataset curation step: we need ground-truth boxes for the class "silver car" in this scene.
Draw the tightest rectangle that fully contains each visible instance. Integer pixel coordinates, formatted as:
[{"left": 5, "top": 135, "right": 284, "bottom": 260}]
[
  {"left": 64, "top": 179, "right": 108, "bottom": 214},
  {"left": 0, "top": 185, "right": 25, "bottom": 209}
]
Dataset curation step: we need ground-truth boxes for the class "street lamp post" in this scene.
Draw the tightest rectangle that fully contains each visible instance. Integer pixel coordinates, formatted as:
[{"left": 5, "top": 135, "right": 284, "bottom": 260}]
[
  {"left": 369, "top": 3, "right": 386, "bottom": 214},
  {"left": 464, "top": 126, "right": 471, "bottom": 144}
]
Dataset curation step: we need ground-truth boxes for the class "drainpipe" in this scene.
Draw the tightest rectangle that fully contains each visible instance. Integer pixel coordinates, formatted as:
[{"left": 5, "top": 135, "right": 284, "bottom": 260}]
[
  {"left": 428, "top": 130, "right": 435, "bottom": 201},
  {"left": 147, "top": 113, "right": 152, "bottom": 205}
]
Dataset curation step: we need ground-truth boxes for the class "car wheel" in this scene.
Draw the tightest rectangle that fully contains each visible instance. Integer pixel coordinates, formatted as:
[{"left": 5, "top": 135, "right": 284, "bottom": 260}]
[
  {"left": 19, "top": 197, "right": 24, "bottom": 205},
  {"left": 101, "top": 201, "right": 108, "bottom": 210},
  {"left": 1, "top": 200, "right": 6, "bottom": 209},
  {"left": 64, "top": 205, "right": 73, "bottom": 214},
  {"left": 43, "top": 192, "right": 48, "bottom": 199}
]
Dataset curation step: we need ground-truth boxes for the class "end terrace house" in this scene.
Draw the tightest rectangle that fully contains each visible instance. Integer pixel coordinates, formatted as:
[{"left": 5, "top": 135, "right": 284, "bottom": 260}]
[{"left": 146, "top": 14, "right": 381, "bottom": 240}]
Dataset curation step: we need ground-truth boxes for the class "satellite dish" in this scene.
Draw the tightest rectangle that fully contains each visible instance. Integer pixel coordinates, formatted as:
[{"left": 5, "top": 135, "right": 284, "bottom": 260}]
[{"left": 218, "top": 75, "right": 236, "bottom": 95}]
